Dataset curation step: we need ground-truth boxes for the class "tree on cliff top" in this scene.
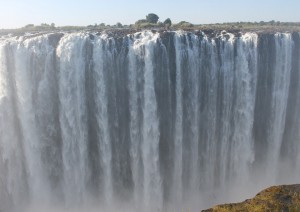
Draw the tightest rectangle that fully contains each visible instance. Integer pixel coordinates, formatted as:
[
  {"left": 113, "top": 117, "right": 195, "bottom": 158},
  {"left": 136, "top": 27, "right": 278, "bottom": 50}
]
[
  {"left": 146, "top": 13, "right": 159, "bottom": 24},
  {"left": 163, "top": 18, "right": 172, "bottom": 29}
]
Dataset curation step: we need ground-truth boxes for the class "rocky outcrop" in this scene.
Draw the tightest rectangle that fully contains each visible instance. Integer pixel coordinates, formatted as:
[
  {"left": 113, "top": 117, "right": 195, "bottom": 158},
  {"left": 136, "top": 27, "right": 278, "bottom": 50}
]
[{"left": 203, "top": 184, "right": 300, "bottom": 212}]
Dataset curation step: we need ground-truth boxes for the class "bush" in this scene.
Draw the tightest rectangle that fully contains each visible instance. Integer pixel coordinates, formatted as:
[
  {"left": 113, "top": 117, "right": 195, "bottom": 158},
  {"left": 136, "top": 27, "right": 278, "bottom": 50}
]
[
  {"left": 163, "top": 18, "right": 172, "bottom": 29},
  {"left": 157, "top": 21, "right": 164, "bottom": 27},
  {"left": 116, "top": 22, "right": 123, "bottom": 28},
  {"left": 24, "top": 24, "right": 34, "bottom": 28},
  {"left": 135, "top": 19, "right": 148, "bottom": 25},
  {"left": 135, "top": 22, "right": 157, "bottom": 29},
  {"left": 173, "top": 21, "right": 194, "bottom": 29},
  {"left": 146, "top": 13, "right": 159, "bottom": 24},
  {"left": 163, "top": 18, "right": 172, "bottom": 26}
]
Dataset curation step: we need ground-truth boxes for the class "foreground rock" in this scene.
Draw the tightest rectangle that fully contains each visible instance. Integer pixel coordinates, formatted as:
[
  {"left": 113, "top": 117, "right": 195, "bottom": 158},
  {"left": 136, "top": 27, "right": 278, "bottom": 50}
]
[{"left": 203, "top": 184, "right": 300, "bottom": 212}]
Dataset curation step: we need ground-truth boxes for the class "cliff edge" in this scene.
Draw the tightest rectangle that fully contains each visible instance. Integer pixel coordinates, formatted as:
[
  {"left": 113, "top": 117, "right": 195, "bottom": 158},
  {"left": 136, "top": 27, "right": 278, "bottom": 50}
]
[{"left": 203, "top": 184, "right": 300, "bottom": 212}]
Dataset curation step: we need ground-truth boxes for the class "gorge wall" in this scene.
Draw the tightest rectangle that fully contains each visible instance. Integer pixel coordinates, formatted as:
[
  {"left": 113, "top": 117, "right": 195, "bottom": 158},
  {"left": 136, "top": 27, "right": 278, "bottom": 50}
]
[{"left": 0, "top": 30, "right": 300, "bottom": 211}]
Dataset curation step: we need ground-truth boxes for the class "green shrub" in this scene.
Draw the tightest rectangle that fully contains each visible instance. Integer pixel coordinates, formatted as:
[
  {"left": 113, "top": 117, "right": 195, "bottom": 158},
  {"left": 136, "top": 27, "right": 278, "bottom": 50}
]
[
  {"left": 163, "top": 18, "right": 172, "bottom": 27},
  {"left": 173, "top": 21, "right": 194, "bottom": 29},
  {"left": 146, "top": 13, "right": 159, "bottom": 24}
]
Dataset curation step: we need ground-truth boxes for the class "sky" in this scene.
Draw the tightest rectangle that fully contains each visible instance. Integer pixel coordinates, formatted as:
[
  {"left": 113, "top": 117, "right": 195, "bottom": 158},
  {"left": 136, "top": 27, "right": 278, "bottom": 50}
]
[{"left": 0, "top": 0, "right": 299, "bottom": 29}]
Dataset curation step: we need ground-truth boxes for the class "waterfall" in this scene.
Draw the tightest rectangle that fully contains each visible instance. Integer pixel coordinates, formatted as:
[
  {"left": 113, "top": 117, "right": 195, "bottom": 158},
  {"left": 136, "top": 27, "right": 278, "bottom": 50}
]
[
  {"left": 172, "top": 32, "right": 183, "bottom": 204},
  {"left": 0, "top": 31, "right": 299, "bottom": 211},
  {"left": 92, "top": 34, "right": 113, "bottom": 204},
  {"left": 57, "top": 33, "right": 90, "bottom": 204}
]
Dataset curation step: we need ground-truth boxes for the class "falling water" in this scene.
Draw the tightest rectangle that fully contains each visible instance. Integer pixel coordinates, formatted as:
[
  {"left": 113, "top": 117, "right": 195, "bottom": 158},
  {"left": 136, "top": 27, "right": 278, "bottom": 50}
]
[{"left": 0, "top": 31, "right": 300, "bottom": 211}]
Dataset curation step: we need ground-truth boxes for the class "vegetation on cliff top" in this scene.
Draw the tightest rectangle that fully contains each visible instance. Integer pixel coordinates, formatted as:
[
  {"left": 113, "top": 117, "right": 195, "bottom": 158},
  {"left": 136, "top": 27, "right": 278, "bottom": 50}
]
[
  {"left": 1, "top": 13, "right": 300, "bottom": 35},
  {"left": 203, "top": 184, "right": 300, "bottom": 212}
]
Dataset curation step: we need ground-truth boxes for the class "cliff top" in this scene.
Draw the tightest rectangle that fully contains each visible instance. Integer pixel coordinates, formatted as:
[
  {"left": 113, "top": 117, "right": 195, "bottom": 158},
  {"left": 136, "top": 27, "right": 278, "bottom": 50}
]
[
  {"left": 1, "top": 22, "right": 300, "bottom": 37},
  {"left": 202, "top": 184, "right": 300, "bottom": 212}
]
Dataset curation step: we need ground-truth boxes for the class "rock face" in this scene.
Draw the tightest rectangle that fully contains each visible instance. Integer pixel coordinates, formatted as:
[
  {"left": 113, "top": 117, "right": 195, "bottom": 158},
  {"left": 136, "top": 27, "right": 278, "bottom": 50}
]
[{"left": 203, "top": 184, "right": 300, "bottom": 212}]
